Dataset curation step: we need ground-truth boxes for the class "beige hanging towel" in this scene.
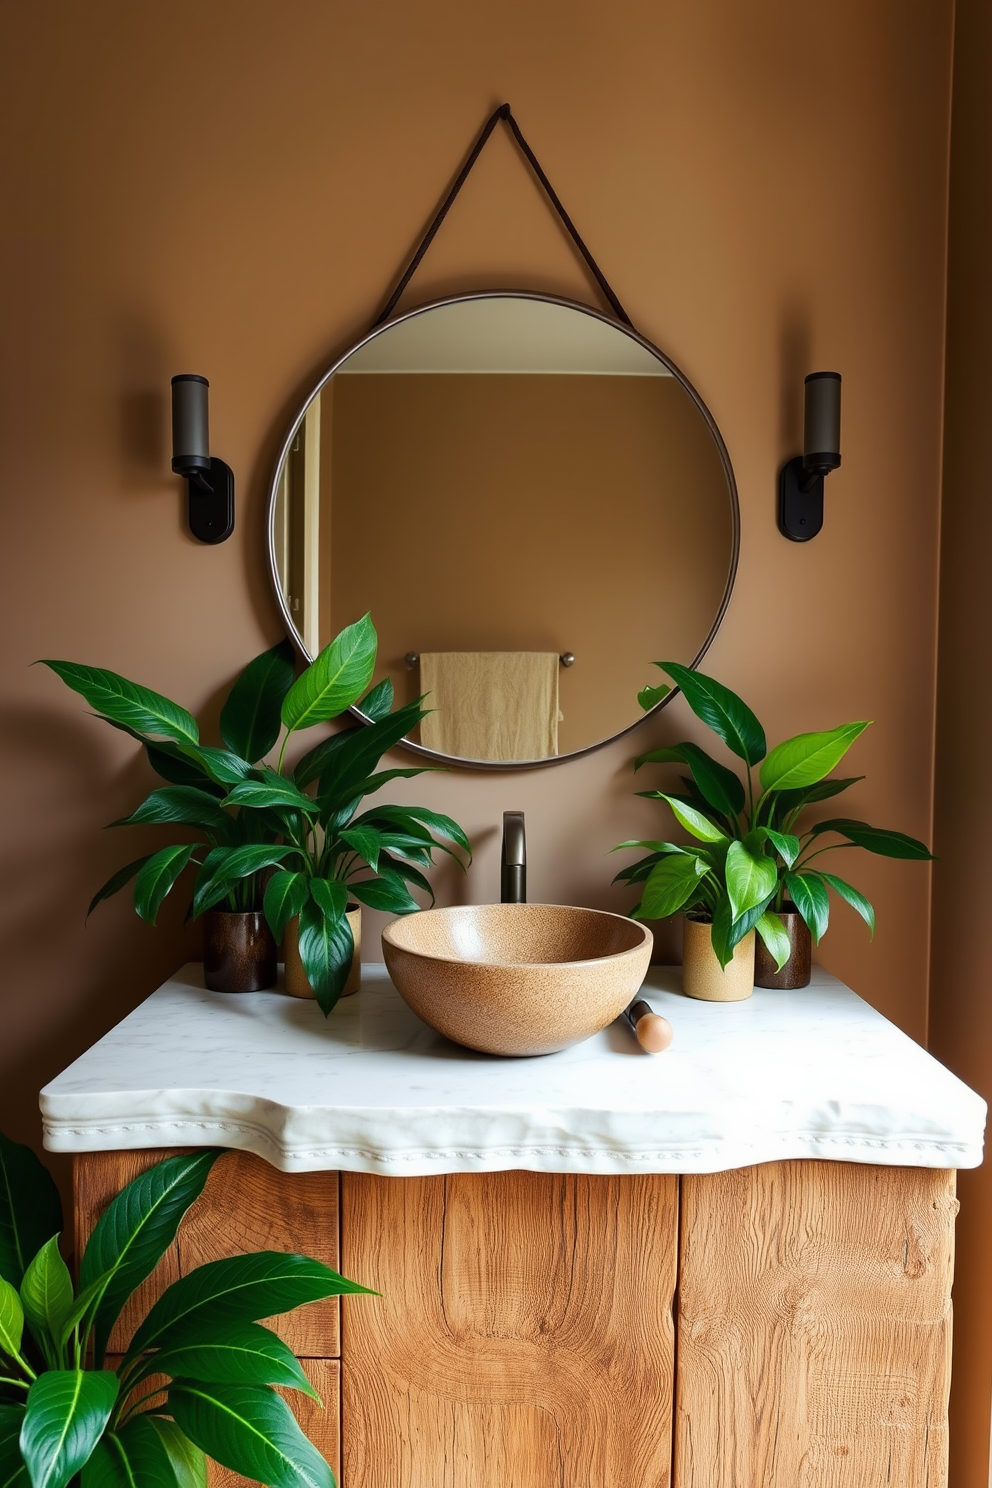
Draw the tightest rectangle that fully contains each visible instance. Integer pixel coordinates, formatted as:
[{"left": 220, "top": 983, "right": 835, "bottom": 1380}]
[{"left": 419, "top": 652, "right": 559, "bottom": 762}]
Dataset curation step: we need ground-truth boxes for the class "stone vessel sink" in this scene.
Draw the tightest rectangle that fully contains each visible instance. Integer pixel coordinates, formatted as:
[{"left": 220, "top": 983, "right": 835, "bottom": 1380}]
[{"left": 381, "top": 903, "right": 653, "bottom": 1056}]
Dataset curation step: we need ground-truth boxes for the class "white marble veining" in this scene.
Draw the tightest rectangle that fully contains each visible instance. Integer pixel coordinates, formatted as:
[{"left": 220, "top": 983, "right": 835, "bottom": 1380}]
[{"left": 41, "top": 963, "right": 985, "bottom": 1175}]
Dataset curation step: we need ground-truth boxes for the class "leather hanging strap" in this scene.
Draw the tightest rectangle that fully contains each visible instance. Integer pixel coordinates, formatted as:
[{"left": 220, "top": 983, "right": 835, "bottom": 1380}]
[{"left": 371, "top": 102, "right": 632, "bottom": 328}]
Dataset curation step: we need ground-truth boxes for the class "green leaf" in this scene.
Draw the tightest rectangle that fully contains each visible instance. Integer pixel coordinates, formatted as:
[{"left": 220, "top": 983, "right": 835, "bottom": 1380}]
[
  {"left": 39, "top": 663, "right": 198, "bottom": 745},
  {"left": 20, "top": 1370, "right": 118, "bottom": 1488},
  {"left": 784, "top": 871, "right": 831, "bottom": 944},
  {"left": 655, "top": 662, "right": 766, "bottom": 765},
  {"left": 634, "top": 743, "right": 745, "bottom": 818},
  {"left": 81, "top": 1416, "right": 180, "bottom": 1488},
  {"left": 308, "top": 880, "right": 348, "bottom": 921},
  {"left": 636, "top": 854, "right": 708, "bottom": 920},
  {"left": 153, "top": 1321, "right": 318, "bottom": 1397},
  {"left": 220, "top": 641, "right": 296, "bottom": 764},
  {"left": 133, "top": 845, "right": 197, "bottom": 925},
  {"left": 173, "top": 744, "right": 254, "bottom": 788},
  {"left": 309, "top": 700, "right": 427, "bottom": 806},
  {"left": 818, "top": 872, "right": 876, "bottom": 936},
  {"left": 191, "top": 846, "right": 301, "bottom": 919},
  {"left": 146, "top": 1419, "right": 205, "bottom": 1488},
  {"left": 338, "top": 826, "right": 383, "bottom": 872},
  {"left": 20, "top": 1239, "right": 73, "bottom": 1363},
  {"left": 763, "top": 829, "right": 800, "bottom": 867},
  {"left": 110, "top": 788, "right": 232, "bottom": 838},
  {"left": 357, "top": 805, "right": 471, "bottom": 861},
  {"left": 297, "top": 899, "right": 353, "bottom": 1016},
  {"left": 348, "top": 876, "right": 419, "bottom": 915},
  {"left": 377, "top": 853, "right": 435, "bottom": 904},
  {"left": 771, "top": 776, "right": 864, "bottom": 821},
  {"left": 85, "top": 858, "right": 154, "bottom": 920},
  {"left": 78, "top": 1150, "right": 221, "bottom": 1367},
  {"left": 657, "top": 795, "right": 727, "bottom": 844},
  {"left": 709, "top": 894, "right": 773, "bottom": 969},
  {"left": 755, "top": 911, "right": 791, "bottom": 973},
  {"left": 356, "top": 677, "right": 394, "bottom": 721},
  {"left": 281, "top": 615, "right": 377, "bottom": 733},
  {"left": 263, "top": 873, "right": 309, "bottom": 945},
  {"left": 759, "top": 722, "right": 871, "bottom": 793},
  {"left": 637, "top": 682, "right": 671, "bottom": 712},
  {"left": 169, "top": 1382, "right": 331, "bottom": 1488},
  {"left": 0, "top": 1405, "right": 27, "bottom": 1488},
  {"left": 225, "top": 781, "right": 318, "bottom": 816},
  {"left": 725, "top": 841, "right": 778, "bottom": 922},
  {"left": 127, "top": 1252, "right": 372, "bottom": 1358},
  {"left": 0, "top": 1134, "right": 64, "bottom": 1290},
  {"left": 0, "top": 1278, "right": 24, "bottom": 1359},
  {"left": 808, "top": 819, "right": 934, "bottom": 859}
]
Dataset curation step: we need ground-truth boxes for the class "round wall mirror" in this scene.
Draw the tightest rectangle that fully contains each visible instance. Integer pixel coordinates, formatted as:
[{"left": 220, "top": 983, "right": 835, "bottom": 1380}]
[{"left": 267, "top": 293, "right": 739, "bottom": 768}]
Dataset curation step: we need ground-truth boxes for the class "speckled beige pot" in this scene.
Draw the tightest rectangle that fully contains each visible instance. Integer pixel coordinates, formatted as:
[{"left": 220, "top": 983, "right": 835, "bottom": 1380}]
[
  {"left": 381, "top": 903, "right": 653, "bottom": 1057},
  {"left": 682, "top": 916, "right": 755, "bottom": 1002},
  {"left": 283, "top": 905, "right": 362, "bottom": 999}
]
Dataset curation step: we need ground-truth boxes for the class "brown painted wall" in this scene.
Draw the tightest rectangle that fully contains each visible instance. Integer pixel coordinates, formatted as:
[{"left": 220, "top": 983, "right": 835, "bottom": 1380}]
[
  {"left": 0, "top": 0, "right": 953, "bottom": 1297},
  {"left": 930, "top": 0, "right": 992, "bottom": 1479}
]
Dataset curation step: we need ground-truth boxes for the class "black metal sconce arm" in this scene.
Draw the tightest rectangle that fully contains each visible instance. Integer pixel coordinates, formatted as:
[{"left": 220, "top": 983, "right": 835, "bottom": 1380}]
[{"left": 178, "top": 458, "right": 235, "bottom": 544}]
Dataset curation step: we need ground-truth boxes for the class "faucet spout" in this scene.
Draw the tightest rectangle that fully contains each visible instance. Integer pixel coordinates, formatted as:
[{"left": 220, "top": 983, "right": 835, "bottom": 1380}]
[{"left": 501, "top": 811, "right": 527, "bottom": 904}]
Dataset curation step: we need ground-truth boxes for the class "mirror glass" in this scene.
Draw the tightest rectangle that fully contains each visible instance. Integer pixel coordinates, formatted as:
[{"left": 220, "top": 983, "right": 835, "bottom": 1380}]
[{"left": 268, "top": 294, "right": 738, "bottom": 767}]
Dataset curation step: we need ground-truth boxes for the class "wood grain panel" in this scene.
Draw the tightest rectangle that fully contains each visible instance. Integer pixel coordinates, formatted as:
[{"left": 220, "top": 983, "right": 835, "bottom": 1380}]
[
  {"left": 675, "top": 1161, "right": 956, "bottom": 1488},
  {"left": 75, "top": 1150, "right": 340, "bottom": 1356},
  {"left": 340, "top": 1171, "right": 678, "bottom": 1488}
]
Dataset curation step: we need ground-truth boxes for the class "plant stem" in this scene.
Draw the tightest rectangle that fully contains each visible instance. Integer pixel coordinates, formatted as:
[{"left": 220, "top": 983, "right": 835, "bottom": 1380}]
[
  {"left": 0, "top": 1376, "right": 29, "bottom": 1391},
  {"left": 276, "top": 728, "right": 290, "bottom": 777}
]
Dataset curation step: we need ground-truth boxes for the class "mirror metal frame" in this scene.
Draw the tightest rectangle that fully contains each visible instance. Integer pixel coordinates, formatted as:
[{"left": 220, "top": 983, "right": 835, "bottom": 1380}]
[{"left": 266, "top": 290, "right": 740, "bottom": 770}]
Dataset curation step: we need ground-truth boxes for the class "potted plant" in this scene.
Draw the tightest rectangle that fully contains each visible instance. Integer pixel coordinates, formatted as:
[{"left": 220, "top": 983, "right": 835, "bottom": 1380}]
[
  {"left": 0, "top": 1130, "right": 369, "bottom": 1488},
  {"left": 41, "top": 615, "right": 471, "bottom": 1008},
  {"left": 613, "top": 661, "right": 932, "bottom": 997}
]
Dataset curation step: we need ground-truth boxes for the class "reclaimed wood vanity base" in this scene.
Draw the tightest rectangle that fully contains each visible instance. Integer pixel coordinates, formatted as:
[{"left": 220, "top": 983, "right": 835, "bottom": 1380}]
[{"left": 73, "top": 1151, "right": 955, "bottom": 1488}]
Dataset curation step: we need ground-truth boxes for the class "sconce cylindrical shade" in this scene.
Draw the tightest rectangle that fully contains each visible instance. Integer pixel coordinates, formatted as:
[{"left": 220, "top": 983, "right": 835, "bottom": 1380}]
[
  {"left": 803, "top": 371, "right": 841, "bottom": 473},
  {"left": 171, "top": 374, "right": 210, "bottom": 473}
]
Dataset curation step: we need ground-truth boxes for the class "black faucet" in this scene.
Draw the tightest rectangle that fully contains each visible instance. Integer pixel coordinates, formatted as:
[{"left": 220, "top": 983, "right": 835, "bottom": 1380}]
[{"left": 501, "top": 811, "right": 526, "bottom": 904}]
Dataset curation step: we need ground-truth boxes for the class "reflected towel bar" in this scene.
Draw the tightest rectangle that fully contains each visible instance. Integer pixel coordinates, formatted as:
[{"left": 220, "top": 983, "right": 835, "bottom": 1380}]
[{"left": 405, "top": 652, "right": 574, "bottom": 668}]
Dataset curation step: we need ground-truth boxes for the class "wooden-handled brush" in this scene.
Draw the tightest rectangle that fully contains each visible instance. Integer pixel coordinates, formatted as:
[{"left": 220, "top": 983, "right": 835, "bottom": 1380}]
[{"left": 624, "top": 999, "right": 673, "bottom": 1053}]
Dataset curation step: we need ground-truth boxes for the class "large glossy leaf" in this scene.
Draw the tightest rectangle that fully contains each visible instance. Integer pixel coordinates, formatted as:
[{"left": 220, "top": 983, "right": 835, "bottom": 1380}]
[
  {"left": 655, "top": 662, "right": 766, "bottom": 765},
  {"left": 377, "top": 853, "right": 435, "bottom": 903},
  {"left": 78, "top": 1150, "right": 221, "bottom": 1367},
  {"left": 146, "top": 1419, "right": 206, "bottom": 1488},
  {"left": 20, "top": 1370, "right": 118, "bottom": 1488},
  {"left": 709, "top": 893, "right": 774, "bottom": 969},
  {"left": 658, "top": 795, "right": 727, "bottom": 844},
  {"left": 311, "top": 699, "right": 426, "bottom": 803},
  {"left": 634, "top": 743, "right": 745, "bottom": 818},
  {"left": 338, "top": 825, "right": 383, "bottom": 872},
  {"left": 297, "top": 899, "right": 353, "bottom": 1015},
  {"left": 308, "top": 880, "right": 348, "bottom": 920},
  {"left": 281, "top": 615, "right": 377, "bottom": 733},
  {"left": 635, "top": 854, "right": 708, "bottom": 920},
  {"left": 39, "top": 663, "right": 198, "bottom": 745},
  {"left": 173, "top": 744, "right": 254, "bottom": 788},
  {"left": 86, "top": 858, "right": 154, "bottom": 920},
  {"left": 133, "top": 846, "right": 197, "bottom": 925},
  {"left": 759, "top": 722, "right": 870, "bottom": 794},
  {"left": 0, "top": 1134, "right": 64, "bottom": 1290},
  {"left": 348, "top": 875, "right": 419, "bottom": 915},
  {"left": 0, "top": 1278, "right": 24, "bottom": 1359},
  {"left": 191, "top": 846, "right": 301, "bottom": 919},
  {"left": 771, "top": 776, "right": 864, "bottom": 822},
  {"left": 111, "top": 788, "right": 232, "bottom": 839},
  {"left": 763, "top": 829, "right": 800, "bottom": 868},
  {"left": 81, "top": 1416, "right": 180, "bottom": 1488},
  {"left": 808, "top": 818, "right": 933, "bottom": 859},
  {"left": 20, "top": 1238, "right": 73, "bottom": 1364},
  {"left": 322, "top": 770, "right": 436, "bottom": 827},
  {"left": 169, "top": 1382, "right": 331, "bottom": 1488},
  {"left": 817, "top": 871, "right": 875, "bottom": 935},
  {"left": 0, "top": 1405, "right": 27, "bottom": 1488},
  {"left": 784, "top": 871, "right": 831, "bottom": 944},
  {"left": 225, "top": 781, "right": 318, "bottom": 816},
  {"left": 263, "top": 872, "right": 309, "bottom": 945},
  {"left": 755, "top": 911, "right": 791, "bottom": 973},
  {"left": 152, "top": 1321, "right": 317, "bottom": 1396},
  {"left": 127, "top": 1252, "right": 371, "bottom": 1358},
  {"left": 356, "top": 677, "right": 394, "bottom": 721},
  {"left": 357, "top": 805, "right": 471, "bottom": 861},
  {"left": 220, "top": 641, "right": 296, "bottom": 765},
  {"left": 725, "top": 841, "right": 778, "bottom": 922}
]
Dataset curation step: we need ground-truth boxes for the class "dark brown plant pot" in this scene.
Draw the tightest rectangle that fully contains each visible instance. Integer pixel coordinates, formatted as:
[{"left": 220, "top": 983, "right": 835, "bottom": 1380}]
[
  {"left": 203, "top": 910, "right": 277, "bottom": 993},
  {"left": 754, "top": 902, "right": 812, "bottom": 989}
]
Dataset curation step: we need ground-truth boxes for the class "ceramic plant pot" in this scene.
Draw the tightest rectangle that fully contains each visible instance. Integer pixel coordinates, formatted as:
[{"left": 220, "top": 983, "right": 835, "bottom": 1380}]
[
  {"left": 681, "top": 915, "right": 754, "bottom": 1002},
  {"left": 284, "top": 904, "right": 362, "bottom": 999},
  {"left": 203, "top": 910, "right": 277, "bottom": 993},
  {"left": 754, "top": 901, "right": 812, "bottom": 989}
]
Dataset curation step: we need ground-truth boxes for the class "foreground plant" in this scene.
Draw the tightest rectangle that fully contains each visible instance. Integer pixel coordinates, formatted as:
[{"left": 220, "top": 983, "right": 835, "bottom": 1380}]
[
  {"left": 613, "top": 662, "right": 932, "bottom": 967},
  {"left": 0, "top": 1132, "right": 369, "bottom": 1488},
  {"left": 41, "top": 614, "right": 471, "bottom": 1011}
]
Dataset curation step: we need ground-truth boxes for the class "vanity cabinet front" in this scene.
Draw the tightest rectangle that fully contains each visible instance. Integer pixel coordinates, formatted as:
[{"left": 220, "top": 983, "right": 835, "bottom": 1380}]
[{"left": 73, "top": 1151, "right": 955, "bottom": 1488}]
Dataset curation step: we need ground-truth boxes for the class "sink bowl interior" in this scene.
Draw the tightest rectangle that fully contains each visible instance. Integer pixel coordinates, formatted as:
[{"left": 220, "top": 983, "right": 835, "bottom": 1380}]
[{"left": 382, "top": 904, "right": 653, "bottom": 1056}]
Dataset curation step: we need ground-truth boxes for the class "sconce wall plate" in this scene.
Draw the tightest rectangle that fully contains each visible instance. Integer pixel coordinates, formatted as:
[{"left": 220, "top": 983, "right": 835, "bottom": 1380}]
[
  {"left": 187, "top": 458, "right": 235, "bottom": 544},
  {"left": 778, "top": 455, "right": 824, "bottom": 542}
]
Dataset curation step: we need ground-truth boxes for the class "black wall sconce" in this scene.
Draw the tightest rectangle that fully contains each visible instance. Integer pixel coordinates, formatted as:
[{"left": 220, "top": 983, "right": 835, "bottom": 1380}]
[
  {"left": 778, "top": 371, "right": 842, "bottom": 542},
  {"left": 171, "top": 374, "right": 235, "bottom": 543}
]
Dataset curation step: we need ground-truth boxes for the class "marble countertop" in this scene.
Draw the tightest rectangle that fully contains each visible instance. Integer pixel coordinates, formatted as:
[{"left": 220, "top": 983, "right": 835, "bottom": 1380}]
[{"left": 41, "top": 963, "right": 985, "bottom": 1176}]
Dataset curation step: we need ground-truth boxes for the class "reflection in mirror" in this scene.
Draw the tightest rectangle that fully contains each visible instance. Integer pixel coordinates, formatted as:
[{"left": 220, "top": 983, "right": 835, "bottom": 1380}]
[{"left": 269, "top": 295, "right": 738, "bottom": 767}]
